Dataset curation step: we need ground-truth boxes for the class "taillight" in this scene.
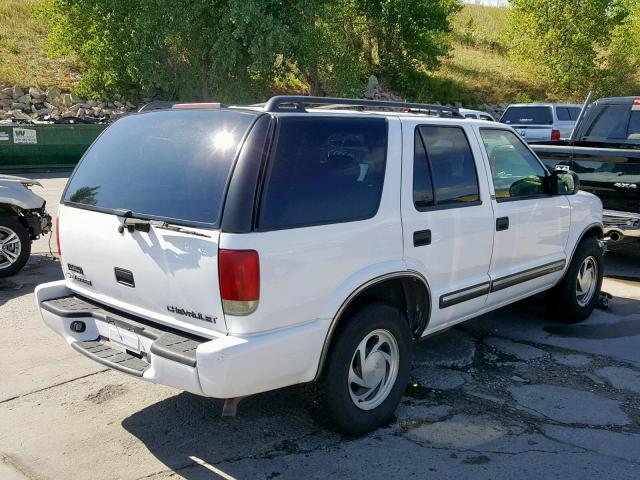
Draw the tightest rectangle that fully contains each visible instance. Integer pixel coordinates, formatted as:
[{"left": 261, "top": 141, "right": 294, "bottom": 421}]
[
  {"left": 219, "top": 249, "right": 259, "bottom": 315},
  {"left": 551, "top": 129, "right": 561, "bottom": 141},
  {"left": 55, "top": 217, "right": 61, "bottom": 256}
]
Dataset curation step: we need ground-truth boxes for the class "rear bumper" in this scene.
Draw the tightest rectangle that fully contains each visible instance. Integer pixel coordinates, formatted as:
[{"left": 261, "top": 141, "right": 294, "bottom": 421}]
[
  {"left": 603, "top": 210, "right": 640, "bottom": 239},
  {"left": 35, "top": 280, "right": 329, "bottom": 398}
]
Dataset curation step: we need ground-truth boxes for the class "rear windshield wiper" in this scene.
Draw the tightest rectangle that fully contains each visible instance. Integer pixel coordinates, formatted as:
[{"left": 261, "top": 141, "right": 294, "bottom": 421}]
[
  {"left": 153, "top": 222, "right": 211, "bottom": 238},
  {"left": 117, "top": 214, "right": 210, "bottom": 238}
]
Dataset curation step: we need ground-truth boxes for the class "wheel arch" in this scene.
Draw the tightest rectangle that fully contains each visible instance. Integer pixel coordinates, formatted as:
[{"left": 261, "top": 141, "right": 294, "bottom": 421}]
[
  {"left": 568, "top": 222, "right": 603, "bottom": 266},
  {"left": 313, "top": 271, "right": 431, "bottom": 381},
  {"left": 0, "top": 203, "right": 20, "bottom": 216}
]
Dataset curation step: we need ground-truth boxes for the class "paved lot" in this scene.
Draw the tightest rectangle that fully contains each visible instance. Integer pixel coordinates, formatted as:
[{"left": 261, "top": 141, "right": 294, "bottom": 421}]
[{"left": 1, "top": 174, "right": 639, "bottom": 480}]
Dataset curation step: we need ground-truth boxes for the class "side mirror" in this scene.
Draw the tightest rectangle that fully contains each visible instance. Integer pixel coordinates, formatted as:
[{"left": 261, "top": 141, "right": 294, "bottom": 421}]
[{"left": 550, "top": 170, "right": 580, "bottom": 195}]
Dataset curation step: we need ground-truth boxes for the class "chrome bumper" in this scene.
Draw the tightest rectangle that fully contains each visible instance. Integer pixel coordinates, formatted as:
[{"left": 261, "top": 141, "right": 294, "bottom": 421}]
[{"left": 603, "top": 210, "right": 640, "bottom": 240}]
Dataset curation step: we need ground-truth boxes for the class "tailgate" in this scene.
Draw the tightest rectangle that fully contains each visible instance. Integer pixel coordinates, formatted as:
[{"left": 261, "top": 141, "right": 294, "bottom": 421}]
[
  {"left": 511, "top": 125, "right": 551, "bottom": 142},
  {"left": 59, "top": 205, "right": 226, "bottom": 337}
]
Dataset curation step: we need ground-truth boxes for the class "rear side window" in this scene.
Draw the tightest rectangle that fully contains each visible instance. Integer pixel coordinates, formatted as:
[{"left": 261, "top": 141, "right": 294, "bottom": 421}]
[
  {"left": 628, "top": 111, "right": 640, "bottom": 138},
  {"left": 413, "top": 132, "right": 434, "bottom": 209},
  {"left": 415, "top": 126, "right": 480, "bottom": 207},
  {"left": 501, "top": 106, "right": 553, "bottom": 125},
  {"left": 556, "top": 107, "right": 571, "bottom": 121},
  {"left": 569, "top": 107, "right": 581, "bottom": 120},
  {"left": 64, "top": 110, "right": 257, "bottom": 226},
  {"left": 556, "top": 107, "right": 580, "bottom": 121},
  {"left": 259, "top": 117, "right": 387, "bottom": 230},
  {"left": 584, "top": 104, "right": 629, "bottom": 140}
]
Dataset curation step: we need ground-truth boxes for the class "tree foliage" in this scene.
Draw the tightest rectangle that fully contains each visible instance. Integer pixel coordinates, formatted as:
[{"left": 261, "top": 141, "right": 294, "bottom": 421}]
[
  {"left": 603, "top": 0, "right": 640, "bottom": 95},
  {"left": 504, "top": 0, "right": 638, "bottom": 97},
  {"left": 41, "top": 0, "right": 460, "bottom": 101}
]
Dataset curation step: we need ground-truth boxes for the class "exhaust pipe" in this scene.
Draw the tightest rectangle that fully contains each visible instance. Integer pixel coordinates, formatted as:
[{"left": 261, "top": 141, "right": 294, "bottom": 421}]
[{"left": 608, "top": 230, "right": 624, "bottom": 243}]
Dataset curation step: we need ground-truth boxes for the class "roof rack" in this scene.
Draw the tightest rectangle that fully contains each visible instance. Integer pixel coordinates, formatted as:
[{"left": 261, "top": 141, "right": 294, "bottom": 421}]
[{"left": 263, "top": 96, "right": 462, "bottom": 118}]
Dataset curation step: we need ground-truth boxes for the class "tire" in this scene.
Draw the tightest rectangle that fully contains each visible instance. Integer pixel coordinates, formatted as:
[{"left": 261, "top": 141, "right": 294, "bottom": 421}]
[
  {"left": 0, "top": 216, "right": 31, "bottom": 277},
  {"left": 309, "top": 302, "right": 412, "bottom": 436},
  {"left": 546, "top": 236, "right": 603, "bottom": 323}
]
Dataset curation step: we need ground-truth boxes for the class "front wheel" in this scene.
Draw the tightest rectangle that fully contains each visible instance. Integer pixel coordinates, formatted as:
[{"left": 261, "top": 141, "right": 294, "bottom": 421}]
[
  {"left": 311, "top": 302, "right": 411, "bottom": 436},
  {"left": 546, "top": 237, "right": 603, "bottom": 323},
  {"left": 0, "top": 216, "right": 31, "bottom": 277}
]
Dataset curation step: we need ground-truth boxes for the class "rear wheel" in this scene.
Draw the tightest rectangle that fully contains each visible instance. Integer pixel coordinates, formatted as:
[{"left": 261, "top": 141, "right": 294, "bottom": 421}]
[
  {"left": 310, "top": 302, "right": 411, "bottom": 436},
  {"left": 546, "top": 237, "right": 603, "bottom": 323},
  {"left": 0, "top": 216, "right": 31, "bottom": 277}
]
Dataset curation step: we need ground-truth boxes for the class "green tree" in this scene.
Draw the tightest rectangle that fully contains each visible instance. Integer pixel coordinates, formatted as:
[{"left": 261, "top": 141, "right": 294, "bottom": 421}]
[
  {"left": 41, "top": 0, "right": 460, "bottom": 101},
  {"left": 602, "top": 0, "right": 640, "bottom": 95},
  {"left": 354, "top": 0, "right": 461, "bottom": 87},
  {"left": 41, "top": 0, "right": 289, "bottom": 101},
  {"left": 504, "top": 0, "right": 631, "bottom": 96}
]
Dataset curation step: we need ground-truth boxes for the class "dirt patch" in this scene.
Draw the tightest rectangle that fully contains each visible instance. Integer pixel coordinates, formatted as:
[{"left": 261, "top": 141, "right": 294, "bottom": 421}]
[{"left": 85, "top": 384, "right": 127, "bottom": 404}]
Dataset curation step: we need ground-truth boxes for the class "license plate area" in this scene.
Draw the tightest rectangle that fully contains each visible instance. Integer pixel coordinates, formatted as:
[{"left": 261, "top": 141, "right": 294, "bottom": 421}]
[{"left": 108, "top": 326, "right": 142, "bottom": 354}]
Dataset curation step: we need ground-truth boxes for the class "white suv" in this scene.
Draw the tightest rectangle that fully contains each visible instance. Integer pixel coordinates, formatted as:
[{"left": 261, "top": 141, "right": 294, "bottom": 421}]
[
  {"left": 36, "top": 96, "right": 604, "bottom": 436},
  {"left": 500, "top": 103, "right": 582, "bottom": 142}
]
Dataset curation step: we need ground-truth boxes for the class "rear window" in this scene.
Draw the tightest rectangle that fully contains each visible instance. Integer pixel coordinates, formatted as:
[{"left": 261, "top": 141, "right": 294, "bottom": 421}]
[
  {"left": 584, "top": 104, "right": 630, "bottom": 140},
  {"left": 64, "top": 110, "right": 257, "bottom": 226},
  {"left": 501, "top": 106, "right": 553, "bottom": 125},
  {"left": 258, "top": 117, "right": 387, "bottom": 230}
]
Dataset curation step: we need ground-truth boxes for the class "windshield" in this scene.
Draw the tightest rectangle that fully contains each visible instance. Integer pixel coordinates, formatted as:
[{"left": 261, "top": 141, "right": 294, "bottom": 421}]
[
  {"left": 501, "top": 106, "right": 553, "bottom": 125},
  {"left": 64, "top": 109, "right": 258, "bottom": 226}
]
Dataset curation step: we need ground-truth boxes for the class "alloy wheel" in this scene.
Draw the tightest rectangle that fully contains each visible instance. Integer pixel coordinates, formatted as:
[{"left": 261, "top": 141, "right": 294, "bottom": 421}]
[{"left": 0, "top": 226, "right": 22, "bottom": 270}]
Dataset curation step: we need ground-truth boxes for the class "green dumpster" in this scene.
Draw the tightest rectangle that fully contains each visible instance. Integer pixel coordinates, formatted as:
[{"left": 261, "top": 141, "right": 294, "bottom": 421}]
[{"left": 0, "top": 123, "right": 107, "bottom": 172}]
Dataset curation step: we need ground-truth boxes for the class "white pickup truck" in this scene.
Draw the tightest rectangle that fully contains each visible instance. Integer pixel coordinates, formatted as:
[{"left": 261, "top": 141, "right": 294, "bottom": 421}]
[{"left": 36, "top": 96, "right": 604, "bottom": 436}]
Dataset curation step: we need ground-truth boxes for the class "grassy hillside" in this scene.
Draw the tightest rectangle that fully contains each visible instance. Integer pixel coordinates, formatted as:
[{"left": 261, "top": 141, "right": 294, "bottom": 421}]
[
  {"left": 0, "top": 0, "right": 79, "bottom": 88},
  {"left": 438, "top": 4, "right": 555, "bottom": 104},
  {"left": 0, "top": 1, "right": 555, "bottom": 104}
]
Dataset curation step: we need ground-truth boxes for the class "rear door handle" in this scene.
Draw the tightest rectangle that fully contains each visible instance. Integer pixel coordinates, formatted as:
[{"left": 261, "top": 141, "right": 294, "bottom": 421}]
[
  {"left": 413, "top": 230, "right": 431, "bottom": 247},
  {"left": 496, "top": 217, "right": 509, "bottom": 231}
]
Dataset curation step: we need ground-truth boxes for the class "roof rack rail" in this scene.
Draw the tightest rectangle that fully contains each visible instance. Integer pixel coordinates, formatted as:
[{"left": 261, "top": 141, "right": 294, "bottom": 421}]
[{"left": 263, "top": 96, "right": 462, "bottom": 118}]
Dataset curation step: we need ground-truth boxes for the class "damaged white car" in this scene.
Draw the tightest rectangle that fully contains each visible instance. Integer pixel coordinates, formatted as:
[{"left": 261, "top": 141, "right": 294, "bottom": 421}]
[{"left": 0, "top": 175, "right": 52, "bottom": 276}]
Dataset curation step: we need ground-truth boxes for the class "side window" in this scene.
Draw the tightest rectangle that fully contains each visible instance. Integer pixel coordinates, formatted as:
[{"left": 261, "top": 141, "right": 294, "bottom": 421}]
[
  {"left": 480, "top": 114, "right": 494, "bottom": 122},
  {"left": 628, "top": 111, "right": 640, "bottom": 139},
  {"left": 569, "top": 107, "right": 581, "bottom": 121},
  {"left": 418, "top": 126, "right": 480, "bottom": 206},
  {"left": 413, "top": 131, "right": 434, "bottom": 209},
  {"left": 584, "top": 105, "right": 629, "bottom": 140},
  {"left": 259, "top": 117, "right": 387, "bottom": 230},
  {"left": 556, "top": 107, "right": 571, "bottom": 121},
  {"left": 480, "top": 129, "right": 547, "bottom": 200}
]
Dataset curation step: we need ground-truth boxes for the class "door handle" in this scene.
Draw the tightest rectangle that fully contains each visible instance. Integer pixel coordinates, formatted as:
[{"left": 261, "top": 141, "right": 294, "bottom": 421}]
[
  {"left": 496, "top": 217, "right": 509, "bottom": 231},
  {"left": 413, "top": 230, "right": 431, "bottom": 247}
]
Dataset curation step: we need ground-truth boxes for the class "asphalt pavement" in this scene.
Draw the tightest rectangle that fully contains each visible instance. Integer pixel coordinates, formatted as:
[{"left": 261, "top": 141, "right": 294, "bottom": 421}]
[{"left": 0, "top": 173, "right": 639, "bottom": 480}]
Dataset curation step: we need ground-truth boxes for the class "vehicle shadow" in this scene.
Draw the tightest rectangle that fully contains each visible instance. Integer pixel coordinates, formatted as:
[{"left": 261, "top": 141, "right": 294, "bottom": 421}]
[
  {"left": 605, "top": 240, "right": 640, "bottom": 281},
  {"left": 121, "top": 386, "right": 324, "bottom": 479},
  {"left": 121, "top": 287, "right": 640, "bottom": 479},
  {"left": 0, "top": 254, "right": 61, "bottom": 307}
]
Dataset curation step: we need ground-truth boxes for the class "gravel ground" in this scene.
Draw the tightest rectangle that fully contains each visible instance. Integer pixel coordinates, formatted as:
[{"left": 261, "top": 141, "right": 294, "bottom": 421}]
[{"left": 1, "top": 174, "right": 639, "bottom": 480}]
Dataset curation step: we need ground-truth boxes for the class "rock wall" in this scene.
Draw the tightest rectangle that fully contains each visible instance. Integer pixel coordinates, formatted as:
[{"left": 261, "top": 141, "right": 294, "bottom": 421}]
[
  {"left": 0, "top": 82, "right": 508, "bottom": 123},
  {"left": 0, "top": 86, "right": 141, "bottom": 123}
]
